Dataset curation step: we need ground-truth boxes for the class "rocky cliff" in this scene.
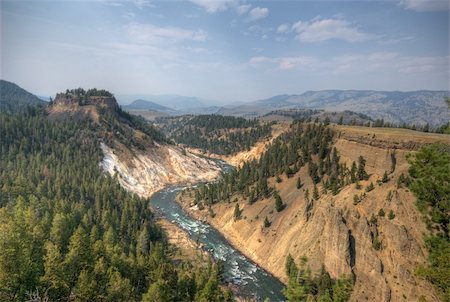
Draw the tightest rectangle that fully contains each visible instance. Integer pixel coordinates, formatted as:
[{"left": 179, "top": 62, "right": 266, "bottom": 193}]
[
  {"left": 176, "top": 125, "right": 448, "bottom": 301},
  {"left": 100, "top": 141, "right": 221, "bottom": 198},
  {"left": 47, "top": 89, "right": 222, "bottom": 197}
]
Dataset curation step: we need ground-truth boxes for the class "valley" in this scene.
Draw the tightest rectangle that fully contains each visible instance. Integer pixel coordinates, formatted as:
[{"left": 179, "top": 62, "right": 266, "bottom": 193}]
[
  {"left": 0, "top": 81, "right": 448, "bottom": 302},
  {"left": 175, "top": 123, "right": 449, "bottom": 301},
  {"left": 2, "top": 1, "right": 449, "bottom": 301}
]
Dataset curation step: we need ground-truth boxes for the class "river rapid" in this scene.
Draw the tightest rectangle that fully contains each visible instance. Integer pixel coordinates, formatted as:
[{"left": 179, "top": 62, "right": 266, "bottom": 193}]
[{"left": 149, "top": 186, "right": 285, "bottom": 301}]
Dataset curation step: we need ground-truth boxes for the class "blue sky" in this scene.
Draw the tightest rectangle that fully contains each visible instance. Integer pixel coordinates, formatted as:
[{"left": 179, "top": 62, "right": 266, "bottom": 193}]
[{"left": 1, "top": 0, "right": 449, "bottom": 103}]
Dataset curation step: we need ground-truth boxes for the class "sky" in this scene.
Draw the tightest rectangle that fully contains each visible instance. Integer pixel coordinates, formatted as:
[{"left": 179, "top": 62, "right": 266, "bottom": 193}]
[{"left": 1, "top": 0, "right": 449, "bottom": 104}]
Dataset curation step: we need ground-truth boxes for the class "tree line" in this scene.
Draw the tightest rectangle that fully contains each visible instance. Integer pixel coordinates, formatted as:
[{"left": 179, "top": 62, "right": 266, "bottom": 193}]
[{"left": 160, "top": 115, "right": 274, "bottom": 156}]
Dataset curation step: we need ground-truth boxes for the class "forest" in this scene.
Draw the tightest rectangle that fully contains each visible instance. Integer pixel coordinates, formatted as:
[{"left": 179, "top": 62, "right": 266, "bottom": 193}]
[
  {"left": 408, "top": 143, "right": 450, "bottom": 301},
  {"left": 158, "top": 115, "right": 274, "bottom": 155},
  {"left": 0, "top": 108, "right": 232, "bottom": 301},
  {"left": 189, "top": 121, "right": 367, "bottom": 212}
]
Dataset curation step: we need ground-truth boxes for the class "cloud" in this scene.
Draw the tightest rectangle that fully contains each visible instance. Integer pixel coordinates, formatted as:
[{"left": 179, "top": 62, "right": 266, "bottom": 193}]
[
  {"left": 99, "top": 0, "right": 154, "bottom": 8},
  {"left": 126, "top": 22, "right": 207, "bottom": 44},
  {"left": 236, "top": 3, "right": 251, "bottom": 15},
  {"left": 399, "top": 0, "right": 449, "bottom": 11},
  {"left": 292, "top": 18, "right": 373, "bottom": 43},
  {"left": 132, "top": 0, "right": 154, "bottom": 9},
  {"left": 277, "top": 24, "right": 290, "bottom": 33},
  {"left": 248, "top": 7, "right": 269, "bottom": 21},
  {"left": 189, "top": 0, "right": 236, "bottom": 13},
  {"left": 249, "top": 52, "right": 449, "bottom": 75},
  {"left": 249, "top": 55, "right": 316, "bottom": 70}
]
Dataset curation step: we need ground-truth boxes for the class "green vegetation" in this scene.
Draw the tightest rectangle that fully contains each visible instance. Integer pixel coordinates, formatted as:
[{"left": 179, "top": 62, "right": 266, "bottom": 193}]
[
  {"left": 372, "top": 234, "right": 382, "bottom": 251},
  {"left": 161, "top": 115, "right": 274, "bottom": 155},
  {"left": 264, "top": 216, "right": 271, "bottom": 228},
  {"left": 407, "top": 143, "right": 449, "bottom": 300},
  {"left": 62, "top": 87, "right": 114, "bottom": 98},
  {"left": 388, "top": 210, "right": 395, "bottom": 220},
  {"left": 382, "top": 171, "right": 389, "bottom": 183},
  {"left": 365, "top": 182, "right": 374, "bottom": 192},
  {"left": 0, "top": 80, "right": 46, "bottom": 113},
  {"left": 283, "top": 256, "right": 353, "bottom": 301},
  {"left": 0, "top": 110, "right": 230, "bottom": 301},
  {"left": 296, "top": 177, "right": 303, "bottom": 189},
  {"left": 233, "top": 204, "right": 241, "bottom": 220},
  {"left": 189, "top": 122, "right": 362, "bottom": 213},
  {"left": 274, "top": 192, "right": 285, "bottom": 212}
]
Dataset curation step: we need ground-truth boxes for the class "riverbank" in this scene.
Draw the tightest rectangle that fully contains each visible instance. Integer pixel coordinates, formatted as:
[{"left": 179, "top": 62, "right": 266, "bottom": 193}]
[
  {"left": 157, "top": 218, "right": 259, "bottom": 301},
  {"left": 156, "top": 218, "right": 209, "bottom": 264},
  {"left": 175, "top": 192, "right": 288, "bottom": 285},
  {"left": 149, "top": 187, "right": 285, "bottom": 301}
]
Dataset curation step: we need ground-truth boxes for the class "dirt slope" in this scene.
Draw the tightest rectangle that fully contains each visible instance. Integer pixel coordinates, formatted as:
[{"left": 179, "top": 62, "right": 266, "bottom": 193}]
[{"left": 177, "top": 126, "right": 448, "bottom": 301}]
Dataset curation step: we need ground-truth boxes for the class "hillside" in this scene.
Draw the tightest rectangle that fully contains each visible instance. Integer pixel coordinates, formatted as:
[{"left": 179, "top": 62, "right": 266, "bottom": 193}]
[
  {"left": 0, "top": 80, "right": 46, "bottom": 113},
  {"left": 0, "top": 96, "right": 230, "bottom": 301},
  {"left": 218, "top": 90, "right": 449, "bottom": 127},
  {"left": 156, "top": 114, "right": 274, "bottom": 156},
  {"left": 177, "top": 123, "right": 449, "bottom": 301},
  {"left": 46, "top": 88, "right": 221, "bottom": 197}
]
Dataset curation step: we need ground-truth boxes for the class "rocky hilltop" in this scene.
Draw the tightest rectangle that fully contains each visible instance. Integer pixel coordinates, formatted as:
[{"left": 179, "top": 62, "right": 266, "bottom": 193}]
[{"left": 48, "top": 88, "right": 222, "bottom": 197}]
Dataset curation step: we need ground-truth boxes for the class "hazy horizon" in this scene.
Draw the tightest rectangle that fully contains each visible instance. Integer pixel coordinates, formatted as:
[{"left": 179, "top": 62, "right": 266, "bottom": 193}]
[{"left": 2, "top": 0, "right": 449, "bottom": 103}]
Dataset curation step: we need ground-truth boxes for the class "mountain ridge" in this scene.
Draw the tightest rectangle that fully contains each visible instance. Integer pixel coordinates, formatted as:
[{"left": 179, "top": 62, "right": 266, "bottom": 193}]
[
  {"left": 0, "top": 79, "right": 46, "bottom": 113},
  {"left": 218, "top": 90, "right": 449, "bottom": 127}
]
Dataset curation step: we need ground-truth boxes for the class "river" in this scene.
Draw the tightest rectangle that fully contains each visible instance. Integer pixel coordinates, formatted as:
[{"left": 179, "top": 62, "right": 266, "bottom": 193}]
[{"left": 149, "top": 186, "right": 285, "bottom": 301}]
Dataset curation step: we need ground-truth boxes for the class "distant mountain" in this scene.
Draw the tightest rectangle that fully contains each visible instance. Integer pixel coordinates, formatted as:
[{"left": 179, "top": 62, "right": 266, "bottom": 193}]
[
  {"left": 118, "top": 94, "right": 207, "bottom": 111},
  {"left": 123, "top": 99, "right": 175, "bottom": 113},
  {"left": 179, "top": 105, "right": 222, "bottom": 115},
  {"left": 219, "top": 90, "right": 449, "bottom": 127},
  {"left": 0, "top": 80, "right": 46, "bottom": 113}
]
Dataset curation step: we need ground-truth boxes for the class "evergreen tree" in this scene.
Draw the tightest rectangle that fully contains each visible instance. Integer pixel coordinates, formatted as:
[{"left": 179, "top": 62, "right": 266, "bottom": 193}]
[
  {"left": 274, "top": 192, "right": 284, "bottom": 212},
  {"left": 357, "top": 156, "right": 368, "bottom": 180},
  {"left": 233, "top": 204, "right": 241, "bottom": 220},
  {"left": 313, "top": 185, "right": 320, "bottom": 200},
  {"left": 264, "top": 216, "right": 271, "bottom": 228},
  {"left": 296, "top": 177, "right": 303, "bottom": 189}
]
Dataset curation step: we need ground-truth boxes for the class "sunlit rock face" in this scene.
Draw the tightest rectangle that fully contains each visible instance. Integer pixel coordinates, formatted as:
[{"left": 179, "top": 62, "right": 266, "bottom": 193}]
[{"left": 100, "top": 142, "right": 221, "bottom": 198}]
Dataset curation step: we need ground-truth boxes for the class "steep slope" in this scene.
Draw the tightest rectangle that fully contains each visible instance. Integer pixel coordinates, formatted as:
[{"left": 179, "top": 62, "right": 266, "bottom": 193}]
[
  {"left": 0, "top": 93, "right": 229, "bottom": 302},
  {"left": 0, "top": 80, "right": 46, "bottom": 112},
  {"left": 47, "top": 88, "right": 221, "bottom": 198},
  {"left": 156, "top": 114, "right": 274, "bottom": 157},
  {"left": 177, "top": 124, "right": 448, "bottom": 301}
]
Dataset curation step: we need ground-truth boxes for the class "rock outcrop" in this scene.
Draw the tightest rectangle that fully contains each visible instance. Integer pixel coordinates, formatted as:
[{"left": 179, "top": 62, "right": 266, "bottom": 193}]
[{"left": 100, "top": 142, "right": 221, "bottom": 198}]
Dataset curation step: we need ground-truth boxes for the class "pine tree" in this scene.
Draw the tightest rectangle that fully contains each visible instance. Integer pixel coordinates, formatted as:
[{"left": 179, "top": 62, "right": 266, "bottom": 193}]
[
  {"left": 233, "top": 204, "right": 241, "bottom": 220},
  {"left": 313, "top": 184, "right": 320, "bottom": 200},
  {"left": 274, "top": 192, "right": 284, "bottom": 212},
  {"left": 264, "top": 216, "right": 271, "bottom": 228},
  {"left": 366, "top": 182, "right": 375, "bottom": 192},
  {"left": 296, "top": 177, "right": 303, "bottom": 189},
  {"left": 357, "top": 156, "right": 368, "bottom": 180},
  {"left": 382, "top": 171, "right": 389, "bottom": 183},
  {"left": 304, "top": 188, "right": 310, "bottom": 201}
]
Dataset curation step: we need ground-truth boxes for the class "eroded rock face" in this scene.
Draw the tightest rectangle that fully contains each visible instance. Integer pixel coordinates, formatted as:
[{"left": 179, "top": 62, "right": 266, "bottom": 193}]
[
  {"left": 100, "top": 142, "right": 221, "bottom": 198},
  {"left": 53, "top": 94, "right": 118, "bottom": 110},
  {"left": 173, "top": 137, "right": 440, "bottom": 302},
  {"left": 321, "top": 208, "right": 353, "bottom": 279}
]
